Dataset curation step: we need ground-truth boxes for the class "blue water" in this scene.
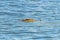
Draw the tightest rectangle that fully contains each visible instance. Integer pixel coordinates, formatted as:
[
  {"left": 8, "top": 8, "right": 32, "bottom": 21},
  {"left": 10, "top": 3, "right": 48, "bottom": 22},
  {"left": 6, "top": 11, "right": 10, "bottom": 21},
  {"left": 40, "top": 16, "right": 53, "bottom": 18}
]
[{"left": 0, "top": 0, "right": 60, "bottom": 40}]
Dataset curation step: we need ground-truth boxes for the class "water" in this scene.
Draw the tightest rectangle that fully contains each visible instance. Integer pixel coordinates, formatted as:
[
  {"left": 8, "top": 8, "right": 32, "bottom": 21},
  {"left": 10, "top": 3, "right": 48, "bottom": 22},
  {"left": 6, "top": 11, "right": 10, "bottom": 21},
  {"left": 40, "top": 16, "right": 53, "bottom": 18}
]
[{"left": 0, "top": 0, "right": 60, "bottom": 40}]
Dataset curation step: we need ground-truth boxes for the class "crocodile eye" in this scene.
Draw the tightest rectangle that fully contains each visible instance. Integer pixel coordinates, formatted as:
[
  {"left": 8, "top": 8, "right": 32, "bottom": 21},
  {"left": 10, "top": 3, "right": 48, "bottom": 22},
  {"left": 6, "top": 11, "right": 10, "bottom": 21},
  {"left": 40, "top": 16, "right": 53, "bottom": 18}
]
[{"left": 22, "top": 19, "right": 37, "bottom": 22}]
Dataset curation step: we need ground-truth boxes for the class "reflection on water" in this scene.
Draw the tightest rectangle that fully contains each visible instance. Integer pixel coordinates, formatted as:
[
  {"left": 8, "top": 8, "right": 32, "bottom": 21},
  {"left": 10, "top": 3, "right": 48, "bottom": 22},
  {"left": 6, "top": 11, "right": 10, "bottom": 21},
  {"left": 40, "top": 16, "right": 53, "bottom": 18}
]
[{"left": 0, "top": 0, "right": 60, "bottom": 40}]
